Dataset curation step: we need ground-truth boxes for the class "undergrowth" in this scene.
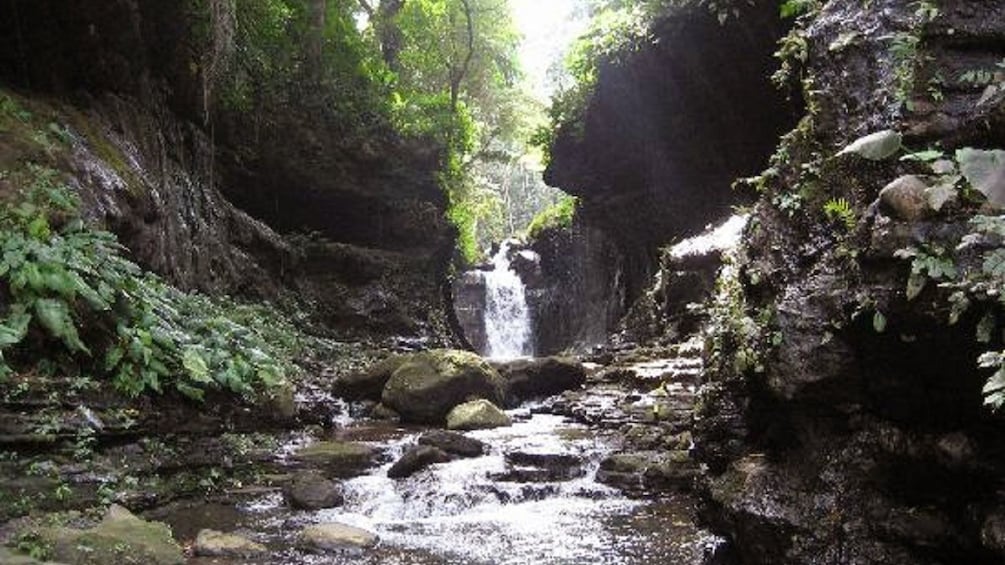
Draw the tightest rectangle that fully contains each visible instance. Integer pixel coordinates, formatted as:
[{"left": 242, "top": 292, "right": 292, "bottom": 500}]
[{"left": 0, "top": 165, "right": 295, "bottom": 402}]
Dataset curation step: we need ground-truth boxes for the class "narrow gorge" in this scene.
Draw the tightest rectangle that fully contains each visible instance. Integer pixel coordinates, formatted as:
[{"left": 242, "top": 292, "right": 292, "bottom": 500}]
[{"left": 1, "top": 1, "right": 1004, "bottom": 564}]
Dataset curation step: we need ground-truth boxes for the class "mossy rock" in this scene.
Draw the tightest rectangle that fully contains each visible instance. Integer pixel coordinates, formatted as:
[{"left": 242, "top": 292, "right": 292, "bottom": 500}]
[
  {"left": 291, "top": 441, "right": 376, "bottom": 478},
  {"left": 446, "top": 399, "right": 512, "bottom": 431},
  {"left": 44, "top": 505, "right": 184, "bottom": 565},
  {"left": 381, "top": 349, "right": 505, "bottom": 424}
]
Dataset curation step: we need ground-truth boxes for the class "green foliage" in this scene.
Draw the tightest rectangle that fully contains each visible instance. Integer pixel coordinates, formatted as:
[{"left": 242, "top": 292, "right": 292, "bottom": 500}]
[
  {"left": 526, "top": 195, "right": 578, "bottom": 238},
  {"left": 779, "top": 0, "right": 819, "bottom": 19},
  {"left": 822, "top": 197, "right": 856, "bottom": 230},
  {"left": 0, "top": 166, "right": 291, "bottom": 400}
]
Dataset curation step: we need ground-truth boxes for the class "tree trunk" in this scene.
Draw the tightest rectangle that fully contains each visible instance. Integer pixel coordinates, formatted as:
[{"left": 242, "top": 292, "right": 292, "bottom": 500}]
[
  {"left": 377, "top": 0, "right": 405, "bottom": 72},
  {"left": 308, "top": 0, "right": 326, "bottom": 82}
]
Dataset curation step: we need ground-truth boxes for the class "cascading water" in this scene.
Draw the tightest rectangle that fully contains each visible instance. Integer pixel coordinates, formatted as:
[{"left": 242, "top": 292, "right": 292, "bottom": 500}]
[{"left": 483, "top": 240, "right": 533, "bottom": 359}]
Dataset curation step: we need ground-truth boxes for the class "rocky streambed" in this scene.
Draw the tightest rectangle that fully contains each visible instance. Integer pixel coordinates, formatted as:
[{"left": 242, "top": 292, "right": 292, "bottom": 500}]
[{"left": 1, "top": 346, "right": 722, "bottom": 564}]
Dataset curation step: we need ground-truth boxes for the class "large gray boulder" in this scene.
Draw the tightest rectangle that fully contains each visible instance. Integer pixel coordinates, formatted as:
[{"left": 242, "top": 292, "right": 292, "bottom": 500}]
[
  {"left": 291, "top": 441, "right": 377, "bottom": 478},
  {"left": 380, "top": 349, "right": 506, "bottom": 424},
  {"left": 333, "top": 355, "right": 412, "bottom": 401},
  {"left": 492, "top": 357, "right": 586, "bottom": 405}
]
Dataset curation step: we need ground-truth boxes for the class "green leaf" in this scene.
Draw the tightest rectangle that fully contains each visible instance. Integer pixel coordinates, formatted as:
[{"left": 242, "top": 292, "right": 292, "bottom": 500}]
[
  {"left": 34, "top": 298, "right": 90, "bottom": 354},
  {"left": 900, "top": 149, "right": 944, "bottom": 162},
  {"left": 906, "top": 272, "right": 926, "bottom": 300},
  {"left": 176, "top": 382, "right": 205, "bottom": 402},
  {"left": 977, "top": 312, "right": 996, "bottom": 344},
  {"left": 983, "top": 249, "right": 1005, "bottom": 278},
  {"left": 182, "top": 348, "right": 213, "bottom": 384},
  {"left": 0, "top": 306, "right": 31, "bottom": 348},
  {"left": 873, "top": 311, "right": 887, "bottom": 333}
]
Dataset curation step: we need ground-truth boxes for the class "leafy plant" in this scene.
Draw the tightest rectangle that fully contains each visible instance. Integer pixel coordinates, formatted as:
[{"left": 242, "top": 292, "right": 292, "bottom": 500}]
[
  {"left": 823, "top": 197, "right": 856, "bottom": 230},
  {"left": 526, "top": 195, "right": 578, "bottom": 238},
  {"left": 0, "top": 166, "right": 292, "bottom": 401}
]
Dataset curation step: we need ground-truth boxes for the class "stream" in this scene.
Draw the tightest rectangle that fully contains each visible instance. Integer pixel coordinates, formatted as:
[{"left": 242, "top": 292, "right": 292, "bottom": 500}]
[{"left": 154, "top": 399, "right": 718, "bottom": 564}]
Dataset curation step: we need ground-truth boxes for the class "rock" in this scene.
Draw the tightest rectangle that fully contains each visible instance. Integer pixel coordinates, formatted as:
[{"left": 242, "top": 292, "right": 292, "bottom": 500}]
[
  {"left": 369, "top": 403, "right": 401, "bottom": 422},
  {"left": 193, "top": 529, "right": 266, "bottom": 558},
  {"left": 265, "top": 381, "right": 297, "bottom": 422},
  {"left": 334, "top": 355, "right": 412, "bottom": 401},
  {"left": 299, "top": 523, "right": 378, "bottom": 552},
  {"left": 292, "top": 441, "right": 376, "bottom": 478},
  {"left": 501, "top": 451, "right": 585, "bottom": 481},
  {"left": 283, "top": 470, "right": 345, "bottom": 509},
  {"left": 837, "top": 129, "right": 902, "bottom": 160},
  {"left": 982, "top": 511, "right": 1005, "bottom": 555},
  {"left": 417, "top": 430, "right": 486, "bottom": 458},
  {"left": 492, "top": 357, "right": 587, "bottom": 405},
  {"left": 596, "top": 450, "right": 696, "bottom": 491},
  {"left": 446, "top": 399, "right": 512, "bottom": 430},
  {"left": 387, "top": 445, "right": 451, "bottom": 479},
  {"left": 924, "top": 182, "right": 957, "bottom": 212},
  {"left": 879, "top": 175, "right": 929, "bottom": 221},
  {"left": 381, "top": 349, "right": 506, "bottom": 424},
  {"left": 48, "top": 504, "right": 184, "bottom": 565}
]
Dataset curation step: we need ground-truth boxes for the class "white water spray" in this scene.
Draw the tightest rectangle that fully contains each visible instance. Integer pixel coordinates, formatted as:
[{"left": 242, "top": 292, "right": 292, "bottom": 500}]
[{"left": 483, "top": 240, "right": 532, "bottom": 359}]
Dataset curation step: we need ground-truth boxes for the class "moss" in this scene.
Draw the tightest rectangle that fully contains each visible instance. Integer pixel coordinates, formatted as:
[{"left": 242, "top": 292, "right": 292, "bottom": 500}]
[{"left": 59, "top": 107, "right": 144, "bottom": 195}]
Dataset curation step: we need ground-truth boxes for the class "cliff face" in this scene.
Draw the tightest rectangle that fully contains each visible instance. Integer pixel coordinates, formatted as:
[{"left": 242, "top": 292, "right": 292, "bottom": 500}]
[
  {"left": 693, "top": 0, "right": 1005, "bottom": 562},
  {"left": 538, "top": 0, "right": 798, "bottom": 351},
  {"left": 0, "top": 0, "right": 456, "bottom": 342}
]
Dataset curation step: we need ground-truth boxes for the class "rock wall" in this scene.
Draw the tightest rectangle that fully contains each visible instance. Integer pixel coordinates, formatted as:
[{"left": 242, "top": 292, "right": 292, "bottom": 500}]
[
  {"left": 694, "top": 0, "right": 1005, "bottom": 563},
  {"left": 0, "top": 0, "right": 456, "bottom": 342},
  {"left": 539, "top": 0, "right": 799, "bottom": 351}
]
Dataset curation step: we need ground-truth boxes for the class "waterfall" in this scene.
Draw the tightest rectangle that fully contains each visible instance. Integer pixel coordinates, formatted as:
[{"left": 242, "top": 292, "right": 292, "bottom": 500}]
[{"left": 483, "top": 240, "right": 532, "bottom": 359}]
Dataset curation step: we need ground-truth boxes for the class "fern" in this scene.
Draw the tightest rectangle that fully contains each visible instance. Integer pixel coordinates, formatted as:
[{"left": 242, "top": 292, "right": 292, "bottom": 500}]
[
  {"left": 0, "top": 166, "right": 293, "bottom": 400},
  {"left": 822, "top": 197, "right": 856, "bottom": 230}
]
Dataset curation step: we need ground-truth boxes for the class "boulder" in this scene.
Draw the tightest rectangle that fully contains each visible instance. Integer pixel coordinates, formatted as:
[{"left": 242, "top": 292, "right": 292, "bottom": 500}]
[
  {"left": 299, "top": 523, "right": 378, "bottom": 552},
  {"left": 292, "top": 441, "right": 376, "bottom": 478},
  {"left": 47, "top": 504, "right": 184, "bottom": 565},
  {"left": 193, "top": 529, "right": 266, "bottom": 558},
  {"left": 498, "top": 452, "right": 585, "bottom": 482},
  {"left": 595, "top": 450, "right": 696, "bottom": 491},
  {"left": 283, "top": 470, "right": 345, "bottom": 509},
  {"left": 334, "top": 355, "right": 412, "bottom": 401},
  {"left": 381, "top": 349, "right": 506, "bottom": 424},
  {"left": 417, "top": 430, "right": 486, "bottom": 458},
  {"left": 879, "top": 175, "right": 929, "bottom": 221},
  {"left": 387, "top": 445, "right": 451, "bottom": 479},
  {"left": 492, "top": 357, "right": 586, "bottom": 405},
  {"left": 446, "top": 399, "right": 512, "bottom": 431}
]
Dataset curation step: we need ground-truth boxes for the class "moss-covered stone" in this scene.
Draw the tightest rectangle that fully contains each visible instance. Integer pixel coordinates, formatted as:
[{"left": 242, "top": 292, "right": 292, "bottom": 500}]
[
  {"left": 381, "top": 349, "right": 505, "bottom": 424},
  {"left": 44, "top": 504, "right": 184, "bottom": 565},
  {"left": 291, "top": 441, "right": 376, "bottom": 478}
]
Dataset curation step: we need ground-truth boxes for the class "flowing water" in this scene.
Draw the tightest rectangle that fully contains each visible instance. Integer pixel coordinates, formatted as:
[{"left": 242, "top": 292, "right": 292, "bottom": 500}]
[
  {"left": 164, "top": 404, "right": 718, "bottom": 564},
  {"left": 483, "top": 240, "right": 533, "bottom": 359}
]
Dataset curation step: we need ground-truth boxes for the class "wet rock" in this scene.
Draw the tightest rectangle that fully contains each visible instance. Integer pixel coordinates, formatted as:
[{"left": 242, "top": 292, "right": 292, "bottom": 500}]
[
  {"left": 47, "top": 504, "right": 184, "bottom": 565},
  {"left": 446, "top": 399, "right": 512, "bottom": 430},
  {"left": 492, "top": 357, "right": 587, "bottom": 405},
  {"left": 370, "top": 403, "right": 401, "bottom": 422},
  {"left": 193, "top": 529, "right": 266, "bottom": 558},
  {"left": 879, "top": 175, "right": 930, "bottom": 221},
  {"left": 335, "top": 355, "right": 413, "bottom": 402},
  {"left": 387, "top": 445, "right": 451, "bottom": 479},
  {"left": 417, "top": 430, "right": 486, "bottom": 458},
  {"left": 300, "top": 523, "right": 379, "bottom": 552},
  {"left": 292, "top": 441, "right": 376, "bottom": 478},
  {"left": 381, "top": 349, "right": 506, "bottom": 424},
  {"left": 501, "top": 452, "right": 586, "bottom": 481},
  {"left": 283, "top": 470, "right": 345, "bottom": 509},
  {"left": 596, "top": 450, "right": 696, "bottom": 491}
]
